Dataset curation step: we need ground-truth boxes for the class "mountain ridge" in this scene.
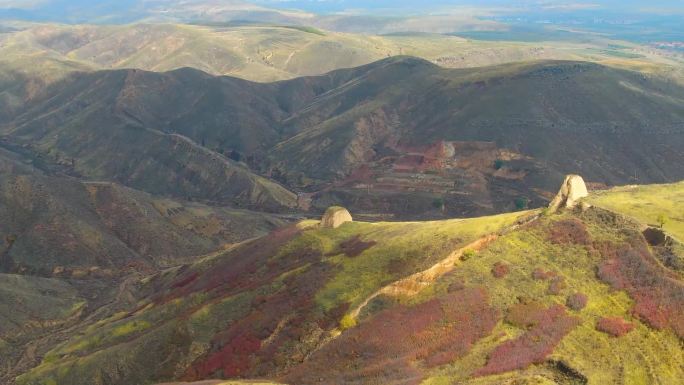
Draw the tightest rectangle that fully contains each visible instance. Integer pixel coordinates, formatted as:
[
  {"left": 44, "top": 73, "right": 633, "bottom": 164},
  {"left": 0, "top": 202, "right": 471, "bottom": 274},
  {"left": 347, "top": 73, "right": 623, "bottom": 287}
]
[{"left": 3, "top": 56, "right": 684, "bottom": 218}]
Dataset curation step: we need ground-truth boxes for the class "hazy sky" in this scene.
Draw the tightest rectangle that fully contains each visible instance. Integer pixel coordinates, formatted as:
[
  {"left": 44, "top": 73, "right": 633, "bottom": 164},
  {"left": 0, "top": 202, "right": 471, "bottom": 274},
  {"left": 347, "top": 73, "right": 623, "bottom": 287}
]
[
  {"left": 0, "top": 0, "right": 682, "bottom": 26},
  {"left": 0, "top": 0, "right": 682, "bottom": 13},
  {"left": 251, "top": 0, "right": 684, "bottom": 14}
]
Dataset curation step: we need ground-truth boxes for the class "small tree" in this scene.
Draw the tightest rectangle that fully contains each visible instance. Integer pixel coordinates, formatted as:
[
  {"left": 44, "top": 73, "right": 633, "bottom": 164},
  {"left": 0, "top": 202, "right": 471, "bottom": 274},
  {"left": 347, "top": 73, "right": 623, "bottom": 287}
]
[
  {"left": 494, "top": 159, "right": 505, "bottom": 170},
  {"left": 656, "top": 214, "right": 669, "bottom": 229},
  {"left": 432, "top": 197, "right": 445, "bottom": 211},
  {"left": 514, "top": 197, "right": 529, "bottom": 211}
]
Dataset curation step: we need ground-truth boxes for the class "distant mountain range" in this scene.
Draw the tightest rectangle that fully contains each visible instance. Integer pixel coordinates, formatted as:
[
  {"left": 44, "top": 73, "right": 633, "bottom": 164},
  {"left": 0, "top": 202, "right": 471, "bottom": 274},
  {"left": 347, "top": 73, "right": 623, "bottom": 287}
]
[
  {"left": 1, "top": 0, "right": 683, "bottom": 37},
  {"left": 2, "top": 56, "right": 684, "bottom": 222}
]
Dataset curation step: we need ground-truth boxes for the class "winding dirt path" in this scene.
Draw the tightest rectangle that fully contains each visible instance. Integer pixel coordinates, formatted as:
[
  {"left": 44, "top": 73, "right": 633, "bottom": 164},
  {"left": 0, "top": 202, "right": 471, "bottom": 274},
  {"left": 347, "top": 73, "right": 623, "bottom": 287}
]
[
  {"left": 349, "top": 212, "right": 540, "bottom": 319},
  {"left": 349, "top": 234, "right": 498, "bottom": 319}
]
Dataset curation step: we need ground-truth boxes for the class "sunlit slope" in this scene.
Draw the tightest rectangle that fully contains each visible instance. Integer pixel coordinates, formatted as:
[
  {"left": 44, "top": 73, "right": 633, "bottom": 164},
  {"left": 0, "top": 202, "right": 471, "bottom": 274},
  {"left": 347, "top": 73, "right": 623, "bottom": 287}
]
[
  {"left": 588, "top": 181, "right": 684, "bottom": 240},
  {"left": 1, "top": 23, "right": 679, "bottom": 84},
  {"left": 15, "top": 186, "right": 684, "bottom": 384},
  {"left": 15, "top": 211, "right": 529, "bottom": 385}
]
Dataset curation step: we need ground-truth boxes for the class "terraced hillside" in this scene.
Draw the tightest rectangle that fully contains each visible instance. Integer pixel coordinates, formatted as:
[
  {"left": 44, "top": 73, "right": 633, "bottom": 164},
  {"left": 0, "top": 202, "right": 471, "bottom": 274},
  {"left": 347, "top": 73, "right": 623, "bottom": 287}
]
[
  {"left": 12, "top": 181, "right": 684, "bottom": 385},
  {"left": 4, "top": 56, "right": 684, "bottom": 218}
]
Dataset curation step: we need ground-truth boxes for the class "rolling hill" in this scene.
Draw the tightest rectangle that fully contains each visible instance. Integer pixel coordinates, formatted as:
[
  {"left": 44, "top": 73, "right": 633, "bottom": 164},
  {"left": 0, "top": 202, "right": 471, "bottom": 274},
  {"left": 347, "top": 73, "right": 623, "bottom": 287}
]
[
  {"left": 3, "top": 56, "right": 684, "bottom": 219},
  {"left": 1, "top": 67, "right": 299, "bottom": 211},
  {"left": 0, "top": 145, "right": 290, "bottom": 276},
  {"left": 10, "top": 179, "right": 684, "bottom": 385},
  {"left": 0, "top": 23, "right": 678, "bottom": 85}
]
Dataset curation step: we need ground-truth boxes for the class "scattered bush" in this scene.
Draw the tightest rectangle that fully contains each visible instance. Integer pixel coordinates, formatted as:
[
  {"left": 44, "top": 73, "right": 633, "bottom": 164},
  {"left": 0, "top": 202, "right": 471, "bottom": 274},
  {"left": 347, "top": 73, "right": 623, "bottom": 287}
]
[
  {"left": 339, "top": 314, "right": 357, "bottom": 330},
  {"left": 548, "top": 219, "right": 591, "bottom": 245},
  {"left": 548, "top": 276, "right": 567, "bottom": 295},
  {"left": 491, "top": 262, "right": 510, "bottom": 278},
  {"left": 432, "top": 197, "right": 445, "bottom": 210},
  {"left": 566, "top": 293, "right": 588, "bottom": 311},
  {"left": 596, "top": 317, "right": 634, "bottom": 337},
  {"left": 533, "top": 268, "right": 557, "bottom": 281},
  {"left": 494, "top": 159, "right": 505, "bottom": 170},
  {"left": 461, "top": 249, "right": 477, "bottom": 261}
]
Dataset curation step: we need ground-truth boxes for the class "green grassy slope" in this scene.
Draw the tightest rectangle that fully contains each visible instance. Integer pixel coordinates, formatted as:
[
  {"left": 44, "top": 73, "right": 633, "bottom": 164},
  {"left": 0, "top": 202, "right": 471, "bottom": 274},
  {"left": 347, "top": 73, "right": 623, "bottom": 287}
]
[{"left": 588, "top": 181, "right": 684, "bottom": 241}]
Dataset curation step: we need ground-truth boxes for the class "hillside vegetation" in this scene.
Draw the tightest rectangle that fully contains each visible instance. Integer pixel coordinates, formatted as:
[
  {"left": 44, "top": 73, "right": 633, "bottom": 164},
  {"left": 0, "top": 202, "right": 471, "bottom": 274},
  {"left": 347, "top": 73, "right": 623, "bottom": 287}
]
[
  {"left": 12, "top": 181, "right": 684, "bottom": 385},
  {"left": 0, "top": 146, "right": 289, "bottom": 276},
  {"left": 3, "top": 57, "right": 684, "bottom": 219},
  {"left": 588, "top": 181, "right": 684, "bottom": 240}
]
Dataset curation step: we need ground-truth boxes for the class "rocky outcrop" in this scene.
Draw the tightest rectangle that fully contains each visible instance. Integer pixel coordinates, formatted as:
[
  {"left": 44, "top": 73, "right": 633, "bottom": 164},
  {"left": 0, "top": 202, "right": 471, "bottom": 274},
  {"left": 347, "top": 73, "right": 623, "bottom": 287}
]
[
  {"left": 321, "top": 206, "right": 353, "bottom": 229},
  {"left": 548, "top": 175, "right": 589, "bottom": 213}
]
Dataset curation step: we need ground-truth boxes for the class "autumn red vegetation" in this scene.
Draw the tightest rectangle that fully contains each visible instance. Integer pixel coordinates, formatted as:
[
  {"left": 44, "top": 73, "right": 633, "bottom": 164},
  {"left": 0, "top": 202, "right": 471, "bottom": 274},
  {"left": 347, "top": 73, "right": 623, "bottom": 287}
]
[
  {"left": 157, "top": 224, "right": 303, "bottom": 303},
  {"left": 596, "top": 317, "right": 635, "bottom": 337},
  {"left": 548, "top": 218, "right": 591, "bottom": 245},
  {"left": 492, "top": 262, "right": 510, "bottom": 278},
  {"left": 475, "top": 304, "right": 580, "bottom": 377},
  {"left": 596, "top": 241, "right": 684, "bottom": 338},
  {"left": 184, "top": 258, "right": 335, "bottom": 379},
  {"left": 284, "top": 287, "right": 500, "bottom": 385},
  {"left": 566, "top": 293, "right": 588, "bottom": 311}
]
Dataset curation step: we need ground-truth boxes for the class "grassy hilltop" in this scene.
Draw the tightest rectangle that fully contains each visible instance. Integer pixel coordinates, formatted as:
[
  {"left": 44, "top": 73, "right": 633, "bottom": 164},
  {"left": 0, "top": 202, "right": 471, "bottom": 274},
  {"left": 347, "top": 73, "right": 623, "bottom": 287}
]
[{"left": 12, "top": 180, "right": 684, "bottom": 385}]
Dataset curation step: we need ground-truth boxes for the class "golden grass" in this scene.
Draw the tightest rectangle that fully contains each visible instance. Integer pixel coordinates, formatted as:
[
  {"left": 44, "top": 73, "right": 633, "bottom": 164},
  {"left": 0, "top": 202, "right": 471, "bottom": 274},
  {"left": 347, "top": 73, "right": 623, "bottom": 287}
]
[{"left": 587, "top": 181, "right": 684, "bottom": 240}]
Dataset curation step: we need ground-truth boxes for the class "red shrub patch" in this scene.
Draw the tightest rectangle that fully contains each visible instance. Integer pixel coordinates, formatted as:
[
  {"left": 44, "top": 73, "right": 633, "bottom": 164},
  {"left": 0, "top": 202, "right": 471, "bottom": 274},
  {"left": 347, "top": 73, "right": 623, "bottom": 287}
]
[
  {"left": 285, "top": 287, "right": 500, "bottom": 385},
  {"left": 566, "top": 293, "right": 588, "bottom": 311},
  {"left": 548, "top": 219, "right": 591, "bottom": 245},
  {"left": 548, "top": 276, "right": 567, "bottom": 295},
  {"left": 157, "top": 224, "right": 306, "bottom": 303},
  {"left": 195, "top": 330, "right": 262, "bottom": 377},
  {"left": 492, "top": 262, "right": 510, "bottom": 278},
  {"left": 475, "top": 304, "right": 580, "bottom": 377},
  {"left": 597, "top": 242, "right": 684, "bottom": 338},
  {"left": 533, "top": 268, "right": 557, "bottom": 281},
  {"left": 596, "top": 317, "right": 634, "bottom": 337},
  {"left": 338, "top": 235, "right": 377, "bottom": 257}
]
